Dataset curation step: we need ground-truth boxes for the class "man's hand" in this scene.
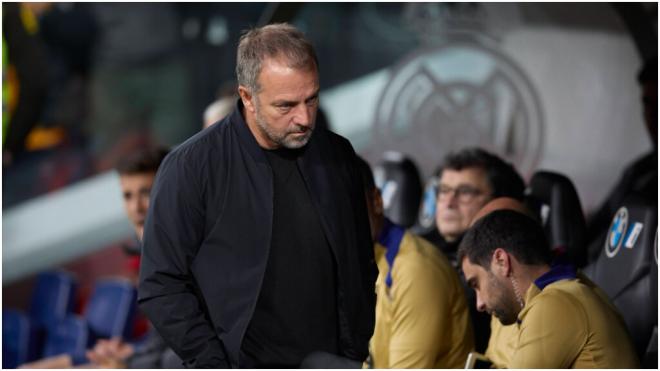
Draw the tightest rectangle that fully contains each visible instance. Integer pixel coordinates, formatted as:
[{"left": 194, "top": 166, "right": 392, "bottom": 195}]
[{"left": 85, "top": 337, "right": 135, "bottom": 369}]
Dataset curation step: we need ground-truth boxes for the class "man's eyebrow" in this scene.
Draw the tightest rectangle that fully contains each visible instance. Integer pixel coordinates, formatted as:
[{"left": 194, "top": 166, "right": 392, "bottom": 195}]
[{"left": 273, "top": 100, "right": 296, "bottom": 106}]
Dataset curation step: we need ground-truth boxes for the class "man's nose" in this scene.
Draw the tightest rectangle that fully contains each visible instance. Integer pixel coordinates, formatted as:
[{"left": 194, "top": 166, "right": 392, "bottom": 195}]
[{"left": 293, "top": 105, "right": 313, "bottom": 127}]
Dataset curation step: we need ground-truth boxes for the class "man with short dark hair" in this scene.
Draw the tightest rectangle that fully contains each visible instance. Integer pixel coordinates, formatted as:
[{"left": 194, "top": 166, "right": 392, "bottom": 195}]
[
  {"left": 116, "top": 147, "right": 169, "bottom": 242},
  {"left": 459, "top": 210, "right": 638, "bottom": 368},
  {"left": 138, "top": 23, "right": 376, "bottom": 368}
]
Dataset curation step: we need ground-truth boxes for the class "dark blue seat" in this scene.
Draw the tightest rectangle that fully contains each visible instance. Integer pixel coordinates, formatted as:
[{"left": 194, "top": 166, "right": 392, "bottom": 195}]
[
  {"left": 29, "top": 271, "right": 77, "bottom": 330},
  {"left": 41, "top": 314, "right": 90, "bottom": 364},
  {"left": 2, "top": 309, "right": 39, "bottom": 368},
  {"left": 84, "top": 279, "right": 137, "bottom": 340}
]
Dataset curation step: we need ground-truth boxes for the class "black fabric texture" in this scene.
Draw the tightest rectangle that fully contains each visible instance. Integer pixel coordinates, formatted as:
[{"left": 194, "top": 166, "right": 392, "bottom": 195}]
[{"left": 240, "top": 147, "right": 339, "bottom": 367}]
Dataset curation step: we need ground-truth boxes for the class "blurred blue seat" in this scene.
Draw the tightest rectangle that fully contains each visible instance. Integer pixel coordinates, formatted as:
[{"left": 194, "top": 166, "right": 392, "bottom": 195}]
[
  {"left": 3, "top": 309, "right": 40, "bottom": 368},
  {"left": 29, "top": 271, "right": 78, "bottom": 330},
  {"left": 41, "top": 314, "right": 90, "bottom": 364},
  {"left": 84, "top": 278, "right": 137, "bottom": 340}
]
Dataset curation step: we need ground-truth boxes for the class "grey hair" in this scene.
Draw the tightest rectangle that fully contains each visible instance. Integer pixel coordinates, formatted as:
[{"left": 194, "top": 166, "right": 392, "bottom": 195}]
[{"left": 236, "top": 23, "right": 318, "bottom": 93}]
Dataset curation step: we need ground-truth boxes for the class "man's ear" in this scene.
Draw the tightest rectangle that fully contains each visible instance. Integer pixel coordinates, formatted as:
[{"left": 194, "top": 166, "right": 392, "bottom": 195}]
[
  {"left": 491, "top": 248, "right": 512, "bottom": 277},
  {"left": 238, "top": 85, "right": 255, "bottom": 113}
]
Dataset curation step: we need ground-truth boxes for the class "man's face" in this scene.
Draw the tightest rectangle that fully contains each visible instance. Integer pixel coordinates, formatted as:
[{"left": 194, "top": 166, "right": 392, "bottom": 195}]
[
  {"left": 242, "top": 58, "right": 320, "bottom": 149},
  {"left": 462, "top": 257, "right": 520, "bottom": 325},
  {"left": 435, "top": 167, "right": 493, "bottom": 242},
  {"left": 119, "top": 172, "right": 155, "bottom": 241}
]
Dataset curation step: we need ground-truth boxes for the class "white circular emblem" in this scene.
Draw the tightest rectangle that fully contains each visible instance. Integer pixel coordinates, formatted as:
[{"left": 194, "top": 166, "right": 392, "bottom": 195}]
[
  {"left": 605, "top": 207, "right": 629, "bottom": 258},
  {"left": 369, "top": 39, "right": 544, "bottom": 178}
]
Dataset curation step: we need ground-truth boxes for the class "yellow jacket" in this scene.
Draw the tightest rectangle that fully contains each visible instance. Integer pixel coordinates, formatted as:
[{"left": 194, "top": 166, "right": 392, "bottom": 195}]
[
  {"left": 487, "top": 268, "right": 638, "bottom": 368},
  {"left": 367, "top": 222, "right": 474, "bottom": 368}
]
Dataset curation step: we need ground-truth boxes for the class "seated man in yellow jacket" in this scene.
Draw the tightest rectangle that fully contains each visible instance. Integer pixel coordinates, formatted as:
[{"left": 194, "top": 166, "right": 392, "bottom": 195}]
[
  {"left": 357, "top": 156, "right": 474, "bottom": 368},
  {"left": 459, "top": 209, "right": 638, "bottom": 368}
]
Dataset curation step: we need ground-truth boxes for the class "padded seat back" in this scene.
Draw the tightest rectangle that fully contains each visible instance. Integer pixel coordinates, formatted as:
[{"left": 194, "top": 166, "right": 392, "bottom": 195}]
[
  {"left": 373, "top": 152, "right": 423, "bottom": 228},
  {"left": 526, "top": 171, "right": 588, "bottom": 267},
  {"left": 29, "top": 270, "right": 77, "bottom": 330},
  {"left": 583, "top": 196, "right": 657, "bottom": 359},
  {"left": 84, "top": 278, "right": 137, "bottom": 340}
]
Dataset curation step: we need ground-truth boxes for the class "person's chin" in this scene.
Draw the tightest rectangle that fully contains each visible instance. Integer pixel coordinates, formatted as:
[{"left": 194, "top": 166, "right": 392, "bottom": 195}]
[{"left": 283, "top": 133, "right": 311, "bottom": 148}]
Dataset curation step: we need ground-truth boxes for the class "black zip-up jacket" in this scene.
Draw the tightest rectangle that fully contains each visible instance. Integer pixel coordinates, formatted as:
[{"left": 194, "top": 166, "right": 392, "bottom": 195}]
[{"left": 138, "top": 102, "right": 377, "bottom": 368}]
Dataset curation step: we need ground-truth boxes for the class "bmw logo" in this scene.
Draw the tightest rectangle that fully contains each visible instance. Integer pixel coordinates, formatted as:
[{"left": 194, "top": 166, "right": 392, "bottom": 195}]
[{"left": 605, "top": 207, "right": 628, "bottom": 258}]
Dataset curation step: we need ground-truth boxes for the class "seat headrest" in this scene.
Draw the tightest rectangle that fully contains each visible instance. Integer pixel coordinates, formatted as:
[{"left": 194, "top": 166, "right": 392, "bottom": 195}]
[
  {"left": 373, "top": 152, "right": 422, "bottom": 228},
  {"left": 526, "top": 171, "right": 587, "bottom": 267},
  {"left": 414, "top": 175, "right": 439, "bottom": 235}
]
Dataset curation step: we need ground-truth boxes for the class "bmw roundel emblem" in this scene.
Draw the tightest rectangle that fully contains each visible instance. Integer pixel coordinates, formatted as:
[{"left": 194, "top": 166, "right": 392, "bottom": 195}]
[{"left": 605, "top": 207, "right": 629, "bottom": 258}]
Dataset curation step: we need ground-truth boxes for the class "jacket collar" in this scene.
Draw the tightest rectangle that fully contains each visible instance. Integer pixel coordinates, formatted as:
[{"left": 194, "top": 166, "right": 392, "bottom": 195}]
[{"left": 229, "top": 99, "right": 269, "bottom": 165}]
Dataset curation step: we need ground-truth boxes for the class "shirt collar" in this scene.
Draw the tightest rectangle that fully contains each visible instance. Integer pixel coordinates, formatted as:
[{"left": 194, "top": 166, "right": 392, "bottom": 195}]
[{"left": 533, "top": 262, "right": 577, "bottom": 291}]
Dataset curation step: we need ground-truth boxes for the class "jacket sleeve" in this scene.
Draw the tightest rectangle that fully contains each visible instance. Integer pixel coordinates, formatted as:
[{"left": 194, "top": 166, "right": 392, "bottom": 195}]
[{"left": 138, "top": 152, "right": 230, "bottom": 368}]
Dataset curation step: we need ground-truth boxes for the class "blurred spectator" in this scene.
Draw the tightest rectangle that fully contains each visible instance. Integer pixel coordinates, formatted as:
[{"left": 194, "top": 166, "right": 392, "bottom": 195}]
[
  {"left": 19, "top": 147, "right": 182, "bottom": 369},
  {"left": 429, "top": 148, "right": 526, "bottom": 264},
  {"left": 585, "top": 57, "right": 658, "bottom": 260},
  {"left": 2, "top": 2, "right": 50, "bottom": 166},
  {"left": 115, "top": 147, "right": 169, "bottom": 282},
  {"left": 357, "top": 156, "right": 474, "bottom": 368},
  {"left": 87, "top": 3, "right": 196, "bottom": 171}
]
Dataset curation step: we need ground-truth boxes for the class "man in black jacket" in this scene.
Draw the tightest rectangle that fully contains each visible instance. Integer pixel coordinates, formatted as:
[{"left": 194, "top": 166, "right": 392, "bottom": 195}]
[{"left": 138, "top": 23, "right": 377, "bottom": 368}]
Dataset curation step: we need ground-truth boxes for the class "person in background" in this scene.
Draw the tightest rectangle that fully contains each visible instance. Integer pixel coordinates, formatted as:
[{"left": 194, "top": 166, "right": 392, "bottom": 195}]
[
  {"left": 358, "top": 156, "right": 474, "bottom": 368},
  {"left": 585, "top": 57, "right": 657, "bottom": 260},
  {"left": 139, "top": 23, "right": 376, "bottom": 368},
  {"left": 19, "top": 147, "right": 182, "bottom": 369},
  {"left": 431, "top": 148, "right": 526, "bottom": 265},
  {"left": 459, "top": 209, "right": 638, "bottom": 368}
]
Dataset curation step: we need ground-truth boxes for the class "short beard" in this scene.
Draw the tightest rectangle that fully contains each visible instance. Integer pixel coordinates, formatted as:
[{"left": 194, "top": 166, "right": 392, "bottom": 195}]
[
  {"left": 487, "top": 272, "right": 521, "bottom": 326},
  {"left": 254, "top": 101, "right": 314, "bottom": 149}
]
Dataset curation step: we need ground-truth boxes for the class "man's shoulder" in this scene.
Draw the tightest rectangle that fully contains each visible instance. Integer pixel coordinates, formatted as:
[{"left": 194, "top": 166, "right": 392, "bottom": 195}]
[
  {"left": 526, "top": 279, "right": 593, "bottom": 321},
  {"left": 401, "top": 232, "right": 452, "bottom": 268},
  {"left": 167, "top": 118, "right": 233, "bottom": 165},
  {"left": 396, "top": 231, "right": 459, "bottom": 283}
]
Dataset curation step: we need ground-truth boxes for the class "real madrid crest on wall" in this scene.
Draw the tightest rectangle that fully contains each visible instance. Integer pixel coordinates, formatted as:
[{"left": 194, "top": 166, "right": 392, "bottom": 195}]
[{"left": 367, "top": 3, "right": 544, "bottom": 179}]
